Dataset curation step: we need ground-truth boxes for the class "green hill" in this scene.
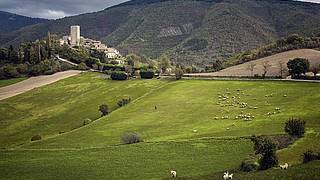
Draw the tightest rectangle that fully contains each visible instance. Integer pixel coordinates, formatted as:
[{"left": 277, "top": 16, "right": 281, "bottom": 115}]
[
  {"left": 1, "top": 72, "right": 320, "bottom": 179},
  {"left": 1, "top": 0, "right": 320, "bottom": 66}
]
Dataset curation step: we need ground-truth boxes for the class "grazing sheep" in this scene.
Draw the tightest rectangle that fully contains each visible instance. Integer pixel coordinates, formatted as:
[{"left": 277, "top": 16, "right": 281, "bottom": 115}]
[
  {"left": 223, "top": 172, "right": 233, "bottom": 180},
  {"left": 226, "top": 128, "right": 230, "bottom": 130},
  {"left": 170, "top": 170, "right": 177, "bottom": 178},
  {"left": 284, "top": 94, "right": 287, "bottom": 97},
  {"left": 223, "top": 172, "right": 229, "bottom": 180},
  {"left": 193, "top": 129, "right": 198, "bottom": 133},
  {"left": 280, "top": 163, "right": 289, "bottom": 170}
]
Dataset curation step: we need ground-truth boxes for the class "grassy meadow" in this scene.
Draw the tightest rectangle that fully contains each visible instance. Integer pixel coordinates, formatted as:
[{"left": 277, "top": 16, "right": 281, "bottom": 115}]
[
  {"left": 1, "top": 72, "right": 320, "bottom": 179},
  {"left": 0, "top": 77, "right": 27, "bottom": 88}
]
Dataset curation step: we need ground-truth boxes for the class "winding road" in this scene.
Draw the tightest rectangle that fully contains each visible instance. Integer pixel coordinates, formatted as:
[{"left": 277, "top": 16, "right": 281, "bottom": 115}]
[{"left": 0, "top": 70, "right": 82, "bottom": 101}]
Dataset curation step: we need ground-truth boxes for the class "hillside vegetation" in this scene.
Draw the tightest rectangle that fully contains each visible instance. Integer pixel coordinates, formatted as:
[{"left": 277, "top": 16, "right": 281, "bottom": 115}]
[
  {"left": 0, "top": 11, "right": 48, "bottom": 34},
  {"left": 1, "top": 72, "right": 320, "bottom": 179},
  {"left": 1, "top": 0, "right": 320, "bottom": 66}
]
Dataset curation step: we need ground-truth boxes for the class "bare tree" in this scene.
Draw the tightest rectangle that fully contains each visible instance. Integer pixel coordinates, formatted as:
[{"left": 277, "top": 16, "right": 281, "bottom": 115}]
[
  {"left": 262, "top": 61, "right": 272, "bottom": 78},
  {"left": 311, "top": 65, "right": 319, "bottom": 77},
  {"left": 278, "top": 61, "right": 287, "bottom": 78},
  {"left": 247, "top": 62, "right": 256, "bottom": 77}
]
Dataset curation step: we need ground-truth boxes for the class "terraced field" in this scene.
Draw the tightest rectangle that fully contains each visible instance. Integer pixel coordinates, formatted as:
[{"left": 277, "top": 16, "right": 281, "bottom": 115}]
[{"left": 1, "top": 72, "right": 320, "bottom": 179}]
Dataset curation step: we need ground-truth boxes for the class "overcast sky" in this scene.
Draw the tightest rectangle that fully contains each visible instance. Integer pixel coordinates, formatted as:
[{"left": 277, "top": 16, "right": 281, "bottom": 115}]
[{"left": 0, "top": 0, "right": 319, "bottom": 19}]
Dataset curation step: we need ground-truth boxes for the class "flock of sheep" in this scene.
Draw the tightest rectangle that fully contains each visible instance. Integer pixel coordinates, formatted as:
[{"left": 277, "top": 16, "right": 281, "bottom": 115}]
[
  {"left": 170, "top": 164, "right": 289, "bottom": 179},
  {"left": 215, "top": 89, "right": 287, "bottom": 125},
  {"left": 169, "top": 89, "right": 290, "bottom": 179}
]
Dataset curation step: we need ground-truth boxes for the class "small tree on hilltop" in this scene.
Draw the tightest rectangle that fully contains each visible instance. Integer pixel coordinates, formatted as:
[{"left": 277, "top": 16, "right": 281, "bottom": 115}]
[
  {"left": 287, "top": 58, "right": 310, "bottom": 78},
  {"left": 99, "top": 104, "right": 109, "bottom": 117},
  {"left": 175, "top": 66, "right": 184, "bottom": 80},
  {"left": 278, "top": 61, "right": 287, "bottom": 78},
  {"left": 285, "top": 118, "right": 306, "bottom": 138},
  {"left": 247, "top": 62, "right": 256, "bottom": 77},
  {"left": 262, "top": 61, "right": 271, "bottom": 78},
  {"left": 311, "top": 65, "right": 319, "bottom": 77},
  {"left": 250, "top": 135, "right": 278, "bottom": 170}
]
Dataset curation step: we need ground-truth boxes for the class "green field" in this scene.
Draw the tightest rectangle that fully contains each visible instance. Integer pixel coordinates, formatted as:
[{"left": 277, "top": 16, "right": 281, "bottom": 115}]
[
  {"left": 1, "top": 72, "right": 320, "bottom": 179},
  {"left": 0, "top": 77, "right": 27, "bottom": 88}
]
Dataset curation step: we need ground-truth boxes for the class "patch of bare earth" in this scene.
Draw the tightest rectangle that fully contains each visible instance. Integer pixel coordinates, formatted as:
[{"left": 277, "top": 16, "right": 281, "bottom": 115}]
[{"left": 187, "top": 49, "right": 320, "bottom": 77}]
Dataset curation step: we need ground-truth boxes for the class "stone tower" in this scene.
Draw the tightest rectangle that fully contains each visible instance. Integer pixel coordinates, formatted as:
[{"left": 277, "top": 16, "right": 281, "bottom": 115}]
[{"left": 70, "top": 25, "right": 80, "bottom": 46}]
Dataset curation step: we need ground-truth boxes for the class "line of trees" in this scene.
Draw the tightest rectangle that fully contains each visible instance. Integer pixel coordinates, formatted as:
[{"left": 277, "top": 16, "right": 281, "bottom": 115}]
[{"left": 0, "top": 33, "right": 77, "bottom": 79}]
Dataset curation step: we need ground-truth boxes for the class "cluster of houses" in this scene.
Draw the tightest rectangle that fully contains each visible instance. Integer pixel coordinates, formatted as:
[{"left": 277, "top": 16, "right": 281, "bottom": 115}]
[{"left": 59, "top": 25, "right": 121, "bottom": 61}]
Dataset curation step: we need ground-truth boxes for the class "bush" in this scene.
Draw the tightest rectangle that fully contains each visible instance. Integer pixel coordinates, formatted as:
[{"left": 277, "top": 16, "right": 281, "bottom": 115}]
[
  {"left": 303, "top": 150, "right": 320, "bottom": 163},
  {"left": 1, "top": 64, "right": 20, "bottom": 78},
  {"left": 83, "top": 118, "right": 92, "bottom": 126},
  {"left": 240, "top": 159, "right": 259, "bottom": 172},
  {"left": 31, "top": 135, "right": 42, "bottom": 141},
  {"left": 99, "top": 104, "right": 109, "bottom": 116},
  {"left": 118, "top": 97, "right": 131, "bottom": 107},
  {"left": 78, "top": 62, "right": 89, "bottom": 70},
  {"left": 287, "top": 58, "right": 310, "bottom": 78},
  {"left": 111, "top": 71, "right": 128, "bottom": 80},
  {"left": 140, "top": 69, "right": 155, "bottom": 79},
  {"left": 121, "top": 132, "right": 143, "bottom": 144},
  {"left": 284, "top": 118, "right": 306, "bottom": 138},
  {"left": 175, "top": 67, "right": 184, "bottom": 80},
  {"left": 250, "top": 135, "right": 278, "bottom": 170}
]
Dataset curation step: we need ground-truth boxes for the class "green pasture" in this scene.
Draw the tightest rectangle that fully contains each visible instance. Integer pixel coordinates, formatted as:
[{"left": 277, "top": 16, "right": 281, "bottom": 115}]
[
  {"left": 1, "top": 72, "right": 320, "bottom": 179},
  {"left": 0, "top": 77, "right": 27, "bottom": 88}
]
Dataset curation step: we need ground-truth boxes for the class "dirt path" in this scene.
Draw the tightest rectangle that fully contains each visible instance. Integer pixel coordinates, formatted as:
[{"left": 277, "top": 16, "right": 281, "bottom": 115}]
[{"left": 0, "top": 70, "right": 82, "bottom": 101}]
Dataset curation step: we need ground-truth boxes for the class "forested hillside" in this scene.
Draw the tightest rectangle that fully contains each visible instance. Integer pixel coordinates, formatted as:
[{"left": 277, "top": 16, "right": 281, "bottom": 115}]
[
  {"left": 0, "top": 11, "right": 48, "bottom": 34},
  {"left": 1, "top": 0, "right": 320, "bottom": 66}
]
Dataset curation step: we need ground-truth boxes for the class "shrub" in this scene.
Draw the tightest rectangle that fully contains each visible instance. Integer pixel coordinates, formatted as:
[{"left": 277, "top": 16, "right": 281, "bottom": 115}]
[
  {"left": 240, "top": 159, "right": 259, "bottom": 172},
  {"left": 250, "top": 135, "right": 278, "bottom": 170},
  {"left": 83, "top": 118, "right": 92, "bottom": 126},
  {"left": 284, "top": 118, "right": 306, "bottom": 138},
  {"left": 287, "top": 58, "right": 310, "bottom": 78},
  {"left": 183, "top": 38, "right": 208, "bottom": 51},
  {"left": 140, "top": 69, "right": 155, "bottom": 79},
  {"left": 118, "top": 97, "right": 131, "bottom": 107},
  {"left": 111, "top": 71, "right": 128, "bottom": 80},
  {"left": 1, "top": 64, "right": 20, "bottom": 78},
  {"left": 303, "top": 150, "right": 320, "bottom": 163},
  {"left": 175, "top": 67, "right": 184, "bottom": 80},
  {"left": 78, "top": 62, "right": 89, "bottom": 70},
  {"left": 31, "top": 135, "right": 42, "bottom": 141},
  {"left": 121, "top": 132, "right": 143, "bottom": 144},
  {"left": 99, "top": 104, "right": 109, "bottom": 116}
]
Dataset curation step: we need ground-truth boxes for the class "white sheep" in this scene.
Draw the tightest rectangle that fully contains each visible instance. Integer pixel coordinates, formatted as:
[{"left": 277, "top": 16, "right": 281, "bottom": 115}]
[
  {"left": 170, "top": 170, "right": 177, "bottom": 178},
  {"left": 280, "top": 163, "right": 289, "bottom": 170},
  {"left": 223, "top": 171, "right": 233, "bottom": 180}
]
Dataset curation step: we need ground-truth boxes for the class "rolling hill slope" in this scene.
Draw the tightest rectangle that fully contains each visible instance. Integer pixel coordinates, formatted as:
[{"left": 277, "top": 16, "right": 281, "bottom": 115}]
[
  {"left": 1, "top": 72, "right": 320, "bottom": 179},
  {"left": 187, "top": 49, "right": 320, "bottom": 77},
  {"left": 1, "top": 0, "right": 320, "bottom": 65}
]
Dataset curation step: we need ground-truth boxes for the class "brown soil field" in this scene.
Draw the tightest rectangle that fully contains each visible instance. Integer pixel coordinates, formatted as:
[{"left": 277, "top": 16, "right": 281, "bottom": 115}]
[{"left": 187, "top": 49, "right": 320, "bottom": 77}]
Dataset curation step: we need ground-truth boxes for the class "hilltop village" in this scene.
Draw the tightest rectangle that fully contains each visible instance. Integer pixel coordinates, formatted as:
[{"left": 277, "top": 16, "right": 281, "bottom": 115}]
[{"left": 59, "top": 25, "right": 122, "bottom": 62}]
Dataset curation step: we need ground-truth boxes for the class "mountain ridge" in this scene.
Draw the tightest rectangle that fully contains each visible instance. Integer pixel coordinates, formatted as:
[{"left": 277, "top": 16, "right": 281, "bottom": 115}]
[{"left": 0, "top": 11, "right": 48, "bottom": 34}]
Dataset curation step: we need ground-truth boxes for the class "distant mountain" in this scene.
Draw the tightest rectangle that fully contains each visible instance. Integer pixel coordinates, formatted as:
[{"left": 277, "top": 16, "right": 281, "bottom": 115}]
[
  {"left": 1, "top": 0, "right": 320, "bottom": 66},
  {"left": 0, "top": 11, "right": 48, "bottom": 34}
]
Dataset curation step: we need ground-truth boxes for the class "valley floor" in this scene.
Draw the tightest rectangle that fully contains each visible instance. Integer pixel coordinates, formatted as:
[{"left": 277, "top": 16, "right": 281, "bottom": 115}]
[{"left": 1, "top": 72, "right": 320, "bottom": 179}]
